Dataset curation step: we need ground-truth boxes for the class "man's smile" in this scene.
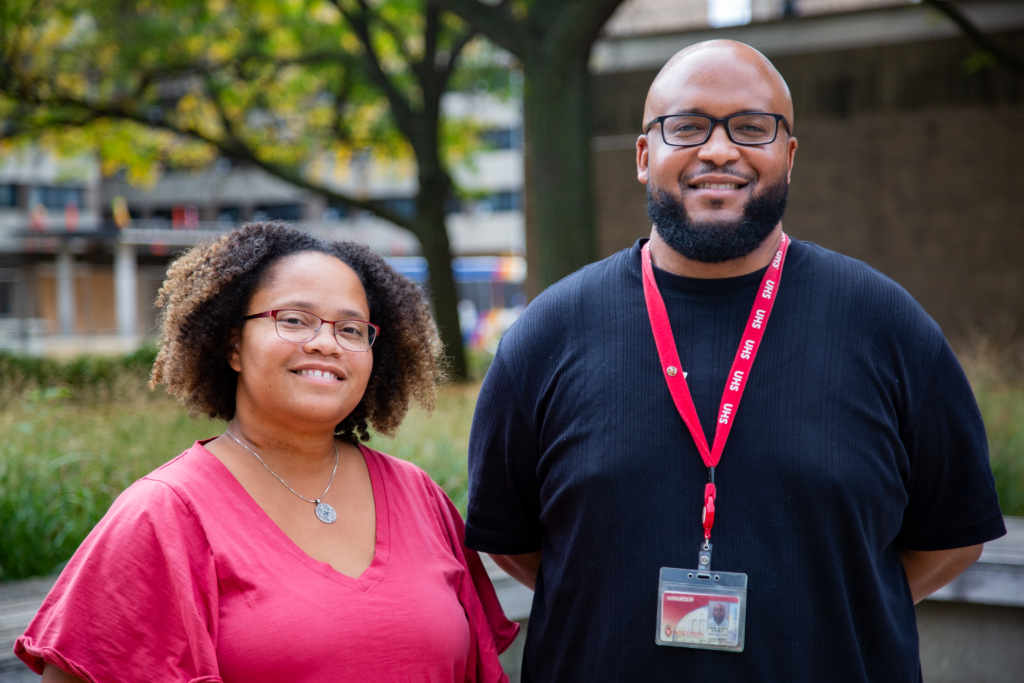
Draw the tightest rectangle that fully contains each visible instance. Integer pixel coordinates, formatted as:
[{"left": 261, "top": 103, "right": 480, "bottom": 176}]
[
  {"left": 694, "top": 182, "right": 741, "bottom": 190},
  {"left": 686, "top": 172, "right": 752, "bottom": 198}
]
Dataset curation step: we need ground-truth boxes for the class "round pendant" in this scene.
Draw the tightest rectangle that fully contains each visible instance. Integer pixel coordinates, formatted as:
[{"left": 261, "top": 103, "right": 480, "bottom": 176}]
[{"left": 315, "top": 502, "right": 337, "bottom": 524}]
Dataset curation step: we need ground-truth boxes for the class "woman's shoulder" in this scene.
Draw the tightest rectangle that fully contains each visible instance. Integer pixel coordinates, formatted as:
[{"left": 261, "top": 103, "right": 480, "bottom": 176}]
[
  {"left": 102, "top": 441, "right": 223, "bottom": 535},
  {"left": 360, "top": 444, "right": 456, "bottom": 516},
  {"left": 362, "top": 445, "right": 438, "bottom": 489},
  {"left": 133, "top": 439, "right": 231, "bottom": 501}
]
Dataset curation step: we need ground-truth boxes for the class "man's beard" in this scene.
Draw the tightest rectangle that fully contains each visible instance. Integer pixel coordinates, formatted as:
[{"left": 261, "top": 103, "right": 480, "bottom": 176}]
[{"left": 646, "top": 176, "right": 789, "bottom": 264}]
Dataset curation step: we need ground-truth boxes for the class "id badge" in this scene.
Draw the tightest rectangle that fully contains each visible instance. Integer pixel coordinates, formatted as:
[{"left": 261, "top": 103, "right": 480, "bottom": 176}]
[{"left": 656, "top": 566, "right": 748, "bottom": 652}]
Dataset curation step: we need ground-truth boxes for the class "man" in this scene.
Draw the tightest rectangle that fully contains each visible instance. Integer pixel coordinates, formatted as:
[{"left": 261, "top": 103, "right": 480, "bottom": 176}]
[
  {"left": 711, "top": 602, "right": 728, "bottom": 627},
  {"left": 465, "top": 40, "right": 1005, "bottom": 681}
]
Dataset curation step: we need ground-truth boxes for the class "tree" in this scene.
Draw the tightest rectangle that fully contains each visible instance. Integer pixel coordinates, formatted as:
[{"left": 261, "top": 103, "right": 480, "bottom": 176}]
[
  {"left": 435, "top": 0, "right": 625, "bottom": 292},
  {"left": 0, "top": 0, "right": 488, "bottom": 379},
  {"left": 921, "top": 0, "right": 1024, "bottom": 78}
]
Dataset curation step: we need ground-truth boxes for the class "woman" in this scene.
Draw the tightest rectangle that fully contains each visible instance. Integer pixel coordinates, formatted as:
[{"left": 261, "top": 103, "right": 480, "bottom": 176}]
[{"left": 15, "top": 223, "right": 519, "bottom": 682}]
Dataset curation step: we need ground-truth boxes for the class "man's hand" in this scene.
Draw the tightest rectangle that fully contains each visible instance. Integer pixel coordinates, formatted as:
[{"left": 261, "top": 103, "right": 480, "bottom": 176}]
[
  {"left": 489, "top": 551, "right": 542, "bottom": 591},
  {"left": 899, "top": 544, "right": 984, "bottom": 604}
]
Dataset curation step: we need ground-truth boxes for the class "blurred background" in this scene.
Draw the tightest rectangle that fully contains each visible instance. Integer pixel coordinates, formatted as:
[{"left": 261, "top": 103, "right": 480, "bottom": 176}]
[{"left": 0, "top": 0, "right": 1021, "bottom": 680}]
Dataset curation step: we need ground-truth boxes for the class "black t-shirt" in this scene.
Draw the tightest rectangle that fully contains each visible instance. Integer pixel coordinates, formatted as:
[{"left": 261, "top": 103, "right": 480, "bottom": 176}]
[{"left": 465, "top": 238, "right": 1005, "bottom": 683}]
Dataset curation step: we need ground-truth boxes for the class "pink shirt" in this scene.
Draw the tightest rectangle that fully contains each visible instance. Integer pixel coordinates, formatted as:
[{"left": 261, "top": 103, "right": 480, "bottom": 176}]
[{"left": 15, "top": 441, "right": 519, "bottom": 683}]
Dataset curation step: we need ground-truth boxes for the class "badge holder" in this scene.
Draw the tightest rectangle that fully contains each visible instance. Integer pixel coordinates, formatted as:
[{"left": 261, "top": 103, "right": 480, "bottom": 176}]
[{"left": 656, "top": 541, "right": 748, "bottom": 652}]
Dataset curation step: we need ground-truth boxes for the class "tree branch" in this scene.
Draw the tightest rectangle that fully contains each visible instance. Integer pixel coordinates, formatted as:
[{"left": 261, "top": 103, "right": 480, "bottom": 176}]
[
  {"left": 544, "top": 0, "right": 626, "bottom": 60},
  {"left": 331, "top": 69, "right": 354, "bottom": 145},
  {"left": 220, "top": 142, "right": 420, "bottom": 236},
  {"left": 132, "top": 48, "right": 356, "bottom": 94},
  {"left": 0, "top": 109, "right": 100, "bottom": 140},
  {"left": 330, "top": 0, "right": 419, "bottom": 135},
  {"left": 1, "top": 0, "right": 46, "bottom": 62},
  {"left": 11, "top": 88, "right": 420, "bottom": 234},
  {"left": 362, "top": 0, "right": 418, "bottom": 68},
  {"left": 423, "top": 1, "right": 439, "bottom": 80},
  {"left": 433, "top": 0, "right": 526, "bottom": 57},
  {"left": 923, "top": 0, "right": 1024, "bottom": 78},
  {"left": 439, "top": 26, "right": 477, "bottom": 85}
]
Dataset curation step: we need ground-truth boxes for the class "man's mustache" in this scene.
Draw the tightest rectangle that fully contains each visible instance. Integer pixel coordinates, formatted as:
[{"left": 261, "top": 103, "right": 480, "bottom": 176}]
[{"left": 681, "top": 166, "right": 755, "bottom": 185}]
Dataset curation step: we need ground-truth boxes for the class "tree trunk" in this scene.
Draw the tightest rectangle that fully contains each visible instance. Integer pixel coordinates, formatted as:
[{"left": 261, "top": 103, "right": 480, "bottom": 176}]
[
  {"left": 522, "top": 50, "right": 596, "bottom": 292},
  {"left": 416, "top": 174, "right": 468, "bottom": 382}
]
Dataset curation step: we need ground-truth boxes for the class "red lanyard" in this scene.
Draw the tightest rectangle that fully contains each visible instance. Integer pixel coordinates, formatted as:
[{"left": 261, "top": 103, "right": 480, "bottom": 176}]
[{"left": 641, "top": 234, "right": 790, "bottom": 542}]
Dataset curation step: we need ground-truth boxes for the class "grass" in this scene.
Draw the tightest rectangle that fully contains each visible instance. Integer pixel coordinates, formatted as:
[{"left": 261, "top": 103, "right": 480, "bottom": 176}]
[
  {"left": 978, "top": 385, "right": 1024, "bottom": 517},
  {"left": 0, "top": 370, "right": 481, "bottom": 582},
  {"left": 0, "top": 341, "right": 1022, "bottom": 582},
  {"left": 958, "top": 334, "right": 1024, "bottom": 518},
  {"left": 368, "top": 382, "right": 481, "bottom": 513},
  {"left": 0, "top": 385, "right": 218, "bottom": 581}
]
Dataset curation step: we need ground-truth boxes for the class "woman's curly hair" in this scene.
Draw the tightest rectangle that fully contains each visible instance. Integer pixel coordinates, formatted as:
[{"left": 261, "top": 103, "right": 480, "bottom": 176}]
[{"left": 150, "top": 221, "right": 445, "bottom": 441}]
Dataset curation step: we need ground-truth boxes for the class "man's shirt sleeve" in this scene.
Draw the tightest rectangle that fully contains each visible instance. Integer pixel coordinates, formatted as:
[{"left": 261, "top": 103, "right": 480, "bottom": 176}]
[
  {"left": 896, "top": 340, "right": 1006, "bottom": 551},
  {"left": 465, "top": 349, "right": 544, "bottom": 555}
]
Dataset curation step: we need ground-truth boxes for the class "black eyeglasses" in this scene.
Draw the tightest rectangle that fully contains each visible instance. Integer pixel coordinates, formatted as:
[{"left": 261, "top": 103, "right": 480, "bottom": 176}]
[
  {"left": 245, "top": 309, "right": 379, "bottom": 352},
  {"left": 644, "top": 112, "right": 791, "bottom": 147}
]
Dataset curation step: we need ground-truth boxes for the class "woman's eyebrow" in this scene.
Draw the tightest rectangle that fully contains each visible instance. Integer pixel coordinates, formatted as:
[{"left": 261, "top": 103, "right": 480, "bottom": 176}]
[{"left": 278, "top": 302, "right": 368, "bottom": 319}]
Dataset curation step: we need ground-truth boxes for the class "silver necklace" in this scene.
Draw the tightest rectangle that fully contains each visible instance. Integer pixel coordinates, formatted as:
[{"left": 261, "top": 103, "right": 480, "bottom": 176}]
[{"left": 224, "top": 428, "right": 339, "bottom": 524}]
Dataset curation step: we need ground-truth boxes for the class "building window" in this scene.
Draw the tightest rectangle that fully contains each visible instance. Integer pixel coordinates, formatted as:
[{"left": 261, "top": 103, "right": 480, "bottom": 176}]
[
  {"left": 474, "top": 190, "right": 522, "bottom": 213},
  {"left": 324, "top": 203, "right": 350, "bottom": 221},
  {"left": 444, "top": 196, "right": 462, "bottom": 215},
  {"left": 489, "top": 191, "right": 521, "bottom": 212},
  {"left": 482, "top": 127, "right": 522, "bottom": 150},
  {"left": 253, "top": 204, "right": 303, "bottom": 221},
  {"left": 0, "top": 281, "right": 13, "bottom": 317},
  {"left": 218, "top": 208, "right": 240, "bottom": 225},
  {"left": 28, "top": 186, "right": 85, "bottom": 209},
  {"left": 370, "top": 198, "right": 417, "bottom": 220},
  {"left": 0, "top": 185, "right": 18, "bottom": 207}
]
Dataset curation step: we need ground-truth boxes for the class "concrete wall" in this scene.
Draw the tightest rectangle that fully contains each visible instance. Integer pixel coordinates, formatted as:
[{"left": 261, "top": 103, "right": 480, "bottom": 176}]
[
  {"left": 589, "top": 26, "right": 1024, "bottom": 341},
  {"left": 916, "top": 600, "right": 1024, "bottom": 683}
]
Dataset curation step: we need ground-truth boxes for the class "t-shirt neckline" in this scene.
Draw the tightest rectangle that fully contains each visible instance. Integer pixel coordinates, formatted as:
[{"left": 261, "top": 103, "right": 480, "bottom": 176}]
[
  {"left": 192, "top": 438, "right": 392, "bottom": 593},
  {"left": 629, "top": 236, "right": 802, "bottom": 296}
]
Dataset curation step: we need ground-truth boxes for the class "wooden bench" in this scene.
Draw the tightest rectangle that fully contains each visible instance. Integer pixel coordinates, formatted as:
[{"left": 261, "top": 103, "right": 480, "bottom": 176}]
[{"left": 0, "top": 577, "right": 58, "bottom": 677}]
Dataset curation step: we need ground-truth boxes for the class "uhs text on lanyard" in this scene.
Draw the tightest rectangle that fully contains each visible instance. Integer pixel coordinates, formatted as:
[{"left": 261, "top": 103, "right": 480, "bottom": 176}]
[{"left": 642, "top": 233, "right": 789, "bottom": 567}]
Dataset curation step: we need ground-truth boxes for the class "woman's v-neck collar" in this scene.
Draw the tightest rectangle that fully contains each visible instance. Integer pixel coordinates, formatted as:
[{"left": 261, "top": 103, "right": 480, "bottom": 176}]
[{"left": 193, "top": 438, "right": 392, "bottom": 594}]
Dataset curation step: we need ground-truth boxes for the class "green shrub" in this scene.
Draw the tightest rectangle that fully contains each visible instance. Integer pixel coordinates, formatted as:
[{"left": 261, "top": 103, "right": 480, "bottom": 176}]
[
  {"left": 0, "top": 386, "right": 215, "bottom": 580},
  {"left": 978, "top": 385, "right": 1024, "bottom": 516},
  {"left": 0, "top": 351, "right": 478, "bottom": 581},
  {"left": 2, "top": 338, "right": 1023, "bottom": 582},
  {"left": 956, "top": 335, "right": 1024, "bottom": 516},
  {"left": 0, "top": 346, "right": 159, "bottom": 405}
]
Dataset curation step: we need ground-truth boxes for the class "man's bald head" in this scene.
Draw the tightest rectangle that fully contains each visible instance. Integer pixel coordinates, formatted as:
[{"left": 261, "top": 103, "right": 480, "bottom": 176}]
[
  {"left": 643, "top": 40, "right": 794, "bottom": 132},
  {"left": 636, "top": 39, "right": 799, "bottom": 266}
]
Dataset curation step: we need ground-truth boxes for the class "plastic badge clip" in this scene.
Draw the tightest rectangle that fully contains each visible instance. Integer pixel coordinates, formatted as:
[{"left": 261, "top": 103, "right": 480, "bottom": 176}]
[
  {"left": 697, "top": 540, "right": 713, "bottom": 578},
  {"left": 702, "top": 467, "right": 716, "bottom": 540}
]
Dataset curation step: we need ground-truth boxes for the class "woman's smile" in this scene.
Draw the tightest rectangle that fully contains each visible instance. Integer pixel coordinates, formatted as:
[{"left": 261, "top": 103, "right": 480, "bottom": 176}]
[{"left": 291, "top": 363, "right": 347, "bottom": 383}]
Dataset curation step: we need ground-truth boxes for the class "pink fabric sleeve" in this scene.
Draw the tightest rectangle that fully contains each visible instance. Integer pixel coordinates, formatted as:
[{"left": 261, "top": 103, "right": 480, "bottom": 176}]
[
  {"left": 14, "top": 477, "right": 222, "bottom": 683},
  {"left": 432, "top": 485, "right": 521, "bottom": 683}
]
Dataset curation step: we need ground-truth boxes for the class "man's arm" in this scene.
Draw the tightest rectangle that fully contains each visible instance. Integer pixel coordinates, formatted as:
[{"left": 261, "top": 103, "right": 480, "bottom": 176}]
[
  {"left": 899, "top": 544, "right": 983, "bottom": 604},
  {"left": 489, "top": 551, "right": 542, "bottom": 591}
]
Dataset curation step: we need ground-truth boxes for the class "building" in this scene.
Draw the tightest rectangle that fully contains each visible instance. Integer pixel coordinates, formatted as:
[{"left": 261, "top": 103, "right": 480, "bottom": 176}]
[
  {"left": 3, "top": 0, "right": 1021, "bottom": 353},
  {"left": 589, "top": 0, "right": 1024, "bottom": 343},
  {"left": 0, "top": 94, "right": 527, "bottom": 353},
  {"left": 0, "top": 148, "right": 109, "bottom": 351}
]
